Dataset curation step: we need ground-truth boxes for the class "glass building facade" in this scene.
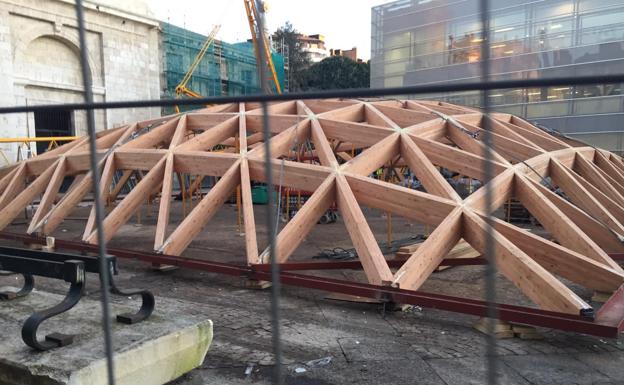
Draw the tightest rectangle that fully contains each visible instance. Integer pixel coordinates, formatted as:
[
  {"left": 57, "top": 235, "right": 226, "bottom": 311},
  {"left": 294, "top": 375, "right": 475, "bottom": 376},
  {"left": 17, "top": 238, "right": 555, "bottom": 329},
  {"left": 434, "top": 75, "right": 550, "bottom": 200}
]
[{"left": 371, "top": 0, "right": 624, "bottom": 154}]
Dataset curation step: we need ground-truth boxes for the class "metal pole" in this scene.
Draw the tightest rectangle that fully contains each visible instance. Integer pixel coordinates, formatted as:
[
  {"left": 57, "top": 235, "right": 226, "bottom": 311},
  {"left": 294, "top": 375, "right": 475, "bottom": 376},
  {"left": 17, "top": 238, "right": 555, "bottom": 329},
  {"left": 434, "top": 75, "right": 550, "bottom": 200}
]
[
  {"left": 479, "top": 1, "right": 499, "bottom": 384},
  {"left": 255, "top": 1, "right": 283, "bottom": 384},
  {"left": 74, "top": 1, "right": 116, "bottom": 384}
]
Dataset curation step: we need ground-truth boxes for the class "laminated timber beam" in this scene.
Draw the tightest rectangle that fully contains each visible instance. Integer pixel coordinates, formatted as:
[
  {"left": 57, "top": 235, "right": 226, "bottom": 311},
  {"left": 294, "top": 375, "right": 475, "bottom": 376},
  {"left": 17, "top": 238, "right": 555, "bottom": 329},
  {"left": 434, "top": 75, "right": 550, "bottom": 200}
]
[{"left": 0, "top": 98, "right": 622, "bottom": 318}]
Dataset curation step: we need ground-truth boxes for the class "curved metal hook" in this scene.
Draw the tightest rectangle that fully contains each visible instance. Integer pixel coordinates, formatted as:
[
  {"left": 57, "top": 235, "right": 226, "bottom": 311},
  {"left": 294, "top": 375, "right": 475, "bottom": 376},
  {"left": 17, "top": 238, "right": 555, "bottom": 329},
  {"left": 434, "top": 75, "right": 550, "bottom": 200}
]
[
  {"left": 21, "top": 261, "right": 85, "bottom": 351},
  {"left": 109, "top": 280, "right": 155, "bottom": 324},
  {"left": 0, "top": 273, "right": 34, "bottom": 300}
]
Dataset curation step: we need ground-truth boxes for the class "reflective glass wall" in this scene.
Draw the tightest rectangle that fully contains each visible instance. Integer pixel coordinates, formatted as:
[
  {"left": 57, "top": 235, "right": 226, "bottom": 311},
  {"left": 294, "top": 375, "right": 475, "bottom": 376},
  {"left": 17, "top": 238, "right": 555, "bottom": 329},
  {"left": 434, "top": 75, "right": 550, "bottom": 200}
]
[{"left": 371, "top": 0, "right": 624, "bottom": 154}]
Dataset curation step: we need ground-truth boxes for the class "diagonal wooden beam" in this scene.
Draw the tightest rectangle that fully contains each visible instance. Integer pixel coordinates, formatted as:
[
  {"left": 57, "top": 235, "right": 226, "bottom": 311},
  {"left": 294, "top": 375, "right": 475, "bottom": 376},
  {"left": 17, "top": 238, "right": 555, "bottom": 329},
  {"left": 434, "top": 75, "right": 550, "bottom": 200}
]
[
  {"left": 154, "top": 153, "right": 175, "bottom": 250},
  {"left": 160, "top": 161, "right": 241, "bottom": 256},
  {"left": 409, "top": 134, "right": 509, "bottom": 181},
  {"left": 86, "top": 157, "right": 167, "bottom": 244},
  {"left": 574, "top": 152, "right": 624, "bottom": 207},
  {"left": 345, "top": 173, "right": 456, "bottom": 225},
  {"left": 176, "top": 115, "right": 238, "bottom": 152},
  {"left": 550, "top": 159, "right": 624, "bottom": 236},
  {"left": 594, "top": 151, "right": 624, "bottom": 195},
  {"left": 484, "top": 214, "right": 624, "bottom": 292},
  {"left": 446, "top": 121, "right": 510, "bottom": 165},
  {"left": 393, "top": 207, "right": 463, "bottom": 290},
  {"left": 0, "top": 166, "right": 19, "bottom": 198},
  {"left": 317, "top": 118, "right": 395, "bottom": 148},
  {"left": 0, "top": 163, "right": 26, "bottom": 209},
  {"left": 260, "top": 175, "right": 336, "bottom": 264},
  {"left": 0, "top": 160, "right": 58, "bottom": 230},
  {"left": 463, "top": 210, "right": 591, "bottom": 315},
  {"left": 364, "top": 103, "right": 400, "bottom": 129},
  {"left": 108, "top": 169, "right": 133, "bottom": 203},
  {"left": 515, "top": 173, "right": 622, "bottom": 272},
  {"left": 121, "top": 117, "right": 180, "bottom": 149},
  {"left": 249, "top": 119, "right": 310, "bottom": 159},
  {"left": 310, "top": 118, "right": 338, "bottom": 168},
  {"left": 341, "top": 133, "right": 400, "bottom": 176},
  {"left": 336, "top": 173, "right": 393, "bottom": 285},
  {"left": 41, "top": 173, "right": 94, "bottom": 235},
  {"left": 240, "top": 158, "right": 259, "bottom": 264},
  {"left": 83, "top": 154, "right": 118, "bottom": 239},
  {"left": 528, "top": 178, "right": 624, "bottom": 253},
  {"left": 464, "top": 168, "right": 515, "bottom": 214},
  {"left": 27, "top": 158, "right": 68, "bottom": 234},
  {"left": 400, "top": 134, "right": 461, "bottom": 202}
]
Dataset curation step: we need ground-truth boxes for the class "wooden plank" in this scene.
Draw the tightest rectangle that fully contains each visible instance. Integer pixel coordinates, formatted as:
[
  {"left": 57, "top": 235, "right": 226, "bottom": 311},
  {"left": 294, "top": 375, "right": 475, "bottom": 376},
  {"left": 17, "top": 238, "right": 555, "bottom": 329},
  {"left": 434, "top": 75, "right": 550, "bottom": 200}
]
[
  {"left": 463, "top": 210, "right": 590, "bottom": 314},
  {"left": 464, "top": 168, "right": 515, "bottom": 214},
  {"left": 114, "top": 149, "right": 167, "bottom": 171},
  {"left": 121, "top": 117, "right": 180, "bottom": 149},
  {"left": 174, "top": 152, "right": 239, "bottom": 176},
  {"left": 345, "top": 173, "right": 456, "bottom": 226},
  {"left": 154, "top": 153, "right": 175, "bottom": 250},
  {"left": 161, "top": 161, "right": 241, "bottom": 255},
  {"left": 249, "top": 119, "right": 310, "bottom": 159},
  {"left": 260, "top": 175, "right": 336, "bottom": 264},
  {"left": 336, "top": 173, "right": 393, "bottom": 285},
  {"left": 550, "top": 159, "right": 624, "bottom": 236},
  {"left": 529, "top": 178, "right": 624, "bottom": 253},
  {"left": 410, "top": 134, "right": 509, "bottom": 181},
  {"left": 342, "top": 133, "right": 400, "bottom": 176},
  {"left": 393, "top": 207, "right": 462, "bottom": 290},
  {"left": 574, "top": 152, "right": 624, "bottom": 207},
  {"left": 594, "top": 151, "right": 624, "bottom": 198},
  {"left": 310, "top": 118, "right": 338, "bottom": 168},
  {"left": 86, "top": 157, "right": 167, "bottom": 244},
  {"left": 485, "top": 215, "right": 624, "bottom": 292},
  {"left": 248, "top": 158, "right": 330, "bottom": 192},
  {"left": 240, "top": 158, "right": 259, "bottom": 264},
  {"left": 515, "top": 173, "right": 622, "bottom": 272},
  {"left": 446, "top": 121, "right": 510, "bottom": 165},
  {"left": 108, "top": 170, "right": 133, "bottom": 202},
  {"left": 400, "top": 134, "right": 461, "bottom": 201},
  {"left": 0, "top": 163, "right": 26, "bottom": 209},
  {"left": 0, "top": 161, "right": 58, "bottom": 230},
  {"left": 364, "top": 103, "right": 400, "bottom": 129},
  {"left": 176, "top": 116, "right": 239, "bottom": 152},
  {"left": 317, "top": 118, "right": 395, "bottom": 147},
  {"left": 27, "top": 158, "right": 68, "bottom": 234},
  {"left": 371, "top": 104, "right": 436, "bottom": 128},
  {"left": 41, "top": 173, "right": 93, "bottom": 235},
  {"left": 83, "top": 153, "right": 118, "bottom": 240}
]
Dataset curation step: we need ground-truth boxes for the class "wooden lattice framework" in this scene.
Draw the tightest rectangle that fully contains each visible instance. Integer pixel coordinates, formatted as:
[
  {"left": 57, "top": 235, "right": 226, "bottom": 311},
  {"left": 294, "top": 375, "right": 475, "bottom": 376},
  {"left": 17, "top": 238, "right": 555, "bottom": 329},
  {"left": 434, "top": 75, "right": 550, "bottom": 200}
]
[{"left": 1, "top": 99, "right": 624, "bottom": 316}]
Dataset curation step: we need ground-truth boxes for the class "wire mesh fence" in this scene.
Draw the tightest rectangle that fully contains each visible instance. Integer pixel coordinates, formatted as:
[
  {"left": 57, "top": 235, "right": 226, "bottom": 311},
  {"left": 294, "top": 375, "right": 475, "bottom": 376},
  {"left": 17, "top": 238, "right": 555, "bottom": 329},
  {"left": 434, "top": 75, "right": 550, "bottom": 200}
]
[{"left": 0, "top": 1, "right": 623, "bottom": 384}]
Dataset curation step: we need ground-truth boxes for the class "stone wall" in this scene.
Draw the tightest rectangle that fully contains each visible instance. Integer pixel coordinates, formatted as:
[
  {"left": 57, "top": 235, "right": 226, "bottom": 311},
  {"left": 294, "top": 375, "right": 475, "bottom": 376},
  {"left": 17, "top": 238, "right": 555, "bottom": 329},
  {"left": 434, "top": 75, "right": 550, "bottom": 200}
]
[{"left": 0, "top": 0, "right": 160, "bottom": 163}]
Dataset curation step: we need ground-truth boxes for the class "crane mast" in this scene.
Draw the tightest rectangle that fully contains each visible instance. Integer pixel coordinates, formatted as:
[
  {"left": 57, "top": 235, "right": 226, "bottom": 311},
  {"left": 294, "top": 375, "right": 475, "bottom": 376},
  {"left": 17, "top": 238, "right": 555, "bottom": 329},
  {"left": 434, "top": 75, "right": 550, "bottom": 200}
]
[{"left": 243, "top": 0, "right": 282, "bottom": 93}]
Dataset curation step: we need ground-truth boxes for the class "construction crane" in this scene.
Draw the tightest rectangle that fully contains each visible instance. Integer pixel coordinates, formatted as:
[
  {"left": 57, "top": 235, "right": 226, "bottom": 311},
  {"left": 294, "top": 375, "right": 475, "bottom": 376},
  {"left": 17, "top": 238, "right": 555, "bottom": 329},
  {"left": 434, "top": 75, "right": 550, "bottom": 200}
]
[
  {"left": 243, "top": 0, "right": 282, "bottom": 94},
  {"left": 174, "top": 24, "right": 221, "bottom": 113}
]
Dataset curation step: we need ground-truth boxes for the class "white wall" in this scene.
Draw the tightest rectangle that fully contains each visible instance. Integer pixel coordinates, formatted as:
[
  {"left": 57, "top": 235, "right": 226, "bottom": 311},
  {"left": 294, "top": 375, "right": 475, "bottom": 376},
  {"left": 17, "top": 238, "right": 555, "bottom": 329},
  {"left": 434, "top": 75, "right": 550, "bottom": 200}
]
[{"left": 0, "top": 0, "right": 161, "bottom": 164}]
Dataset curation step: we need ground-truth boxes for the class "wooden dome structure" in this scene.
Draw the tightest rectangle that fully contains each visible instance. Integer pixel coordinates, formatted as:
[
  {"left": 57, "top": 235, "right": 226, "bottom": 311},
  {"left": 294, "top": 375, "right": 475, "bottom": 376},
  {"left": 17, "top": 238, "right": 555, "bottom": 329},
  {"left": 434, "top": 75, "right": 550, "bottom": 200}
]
[{"left": 1, "top": 99, "right": 623, "bottom": 316}]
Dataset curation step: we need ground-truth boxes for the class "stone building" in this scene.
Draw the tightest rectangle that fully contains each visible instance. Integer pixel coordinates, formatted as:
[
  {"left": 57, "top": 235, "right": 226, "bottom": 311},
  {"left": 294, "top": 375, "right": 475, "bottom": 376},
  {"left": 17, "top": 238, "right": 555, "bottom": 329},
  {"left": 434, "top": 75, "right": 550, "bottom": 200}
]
[{"left": 0, "top": 0, "right": 161, "bottom": 160}]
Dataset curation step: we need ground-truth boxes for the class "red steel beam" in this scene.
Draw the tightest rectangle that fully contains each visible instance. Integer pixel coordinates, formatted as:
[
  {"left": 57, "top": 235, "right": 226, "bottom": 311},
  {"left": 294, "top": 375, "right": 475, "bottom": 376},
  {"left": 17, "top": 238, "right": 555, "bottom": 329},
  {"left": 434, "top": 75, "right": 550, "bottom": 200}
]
[{"left": 0, "top": 231, "right": 621, "bottom": 338}]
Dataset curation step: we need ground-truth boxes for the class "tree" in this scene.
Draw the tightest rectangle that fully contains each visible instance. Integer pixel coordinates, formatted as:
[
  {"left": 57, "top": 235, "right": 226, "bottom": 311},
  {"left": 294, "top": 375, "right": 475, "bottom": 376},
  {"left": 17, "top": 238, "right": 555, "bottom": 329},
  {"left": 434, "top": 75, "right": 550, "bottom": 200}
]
[
  {"left": 302, "top": 56, "right": 370, "bottom": 91},
  {"left": 272, "top": 22, "right": 310, "bottom": 91}
]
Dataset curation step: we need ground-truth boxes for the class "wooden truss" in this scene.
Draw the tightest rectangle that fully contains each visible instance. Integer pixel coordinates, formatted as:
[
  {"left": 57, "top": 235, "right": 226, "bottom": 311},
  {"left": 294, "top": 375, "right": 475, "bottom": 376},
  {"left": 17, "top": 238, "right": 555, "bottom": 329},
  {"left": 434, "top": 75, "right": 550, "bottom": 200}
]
[{"left": 1, "top": 99, "right": 624, "bottom": 316}]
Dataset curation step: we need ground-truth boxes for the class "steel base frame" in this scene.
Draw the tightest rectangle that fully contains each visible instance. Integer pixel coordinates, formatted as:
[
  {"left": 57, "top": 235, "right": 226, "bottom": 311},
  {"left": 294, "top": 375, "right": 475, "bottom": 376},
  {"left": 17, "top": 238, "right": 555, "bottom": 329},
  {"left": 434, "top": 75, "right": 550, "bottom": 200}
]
[{"left": 0, "top": 231, "right": 622, "bottom": 338}]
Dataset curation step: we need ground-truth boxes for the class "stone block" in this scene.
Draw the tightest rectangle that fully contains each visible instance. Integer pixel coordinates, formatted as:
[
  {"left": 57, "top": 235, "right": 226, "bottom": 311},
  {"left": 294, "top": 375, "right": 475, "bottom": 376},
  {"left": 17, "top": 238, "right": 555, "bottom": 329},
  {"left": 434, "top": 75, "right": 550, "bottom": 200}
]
[{"left": 0, "top": 289, "right": 213, "bottom": 385}]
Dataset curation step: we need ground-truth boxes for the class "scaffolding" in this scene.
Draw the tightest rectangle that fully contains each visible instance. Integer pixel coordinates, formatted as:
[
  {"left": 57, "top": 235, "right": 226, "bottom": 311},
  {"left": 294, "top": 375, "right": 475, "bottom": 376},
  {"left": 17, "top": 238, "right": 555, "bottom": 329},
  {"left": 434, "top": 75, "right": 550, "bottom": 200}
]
[{"left": 161, "top": 23, "right": 285, "bottom": 113}]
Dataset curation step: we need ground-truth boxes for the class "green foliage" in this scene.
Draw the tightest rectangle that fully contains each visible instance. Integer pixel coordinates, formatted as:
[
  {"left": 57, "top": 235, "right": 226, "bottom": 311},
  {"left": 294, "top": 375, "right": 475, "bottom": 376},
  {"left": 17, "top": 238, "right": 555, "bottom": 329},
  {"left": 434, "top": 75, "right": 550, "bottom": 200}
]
[
  {"left": 272, "top": 22, "right": 310, "bottom": 91},
  {"left": 302, "top": 56, "right": 370, "bottom": 91}
]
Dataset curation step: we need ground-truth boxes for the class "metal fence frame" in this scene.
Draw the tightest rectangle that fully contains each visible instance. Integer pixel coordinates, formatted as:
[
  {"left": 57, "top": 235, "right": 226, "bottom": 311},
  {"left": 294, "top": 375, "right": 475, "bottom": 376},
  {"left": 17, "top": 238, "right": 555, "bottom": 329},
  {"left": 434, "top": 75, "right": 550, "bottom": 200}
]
[{"left": 0, "top": 1, "right": 622, "bottom": 384}]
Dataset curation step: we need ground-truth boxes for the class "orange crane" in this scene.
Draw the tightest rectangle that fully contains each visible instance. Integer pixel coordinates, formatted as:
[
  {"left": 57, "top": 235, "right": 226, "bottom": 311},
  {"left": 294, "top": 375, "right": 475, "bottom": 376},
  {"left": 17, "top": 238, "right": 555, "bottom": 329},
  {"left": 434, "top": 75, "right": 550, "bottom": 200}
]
[{"left": 243, "top": 0, "right": 282, "bottom": 93}]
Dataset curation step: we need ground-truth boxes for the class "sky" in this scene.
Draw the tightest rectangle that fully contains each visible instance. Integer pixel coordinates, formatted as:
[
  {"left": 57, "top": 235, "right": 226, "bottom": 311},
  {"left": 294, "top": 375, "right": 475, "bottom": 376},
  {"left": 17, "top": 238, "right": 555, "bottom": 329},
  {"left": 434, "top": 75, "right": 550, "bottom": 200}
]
[{"left": 148, "top": 0, "right": 395, "bottom": 61}]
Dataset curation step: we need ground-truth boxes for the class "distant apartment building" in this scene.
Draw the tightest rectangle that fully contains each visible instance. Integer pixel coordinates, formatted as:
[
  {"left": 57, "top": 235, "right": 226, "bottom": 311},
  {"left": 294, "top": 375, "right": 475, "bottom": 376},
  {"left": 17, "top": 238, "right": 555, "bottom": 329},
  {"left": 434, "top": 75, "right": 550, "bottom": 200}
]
[
  {"left": 330, "top": 47, "right": 361, "bottom": 62},
  {"left": 298, "top": 34, "right": 329, "bottom": 63},
  {"left": 371, "top": 0, "right": 624, "bottom": 154}
]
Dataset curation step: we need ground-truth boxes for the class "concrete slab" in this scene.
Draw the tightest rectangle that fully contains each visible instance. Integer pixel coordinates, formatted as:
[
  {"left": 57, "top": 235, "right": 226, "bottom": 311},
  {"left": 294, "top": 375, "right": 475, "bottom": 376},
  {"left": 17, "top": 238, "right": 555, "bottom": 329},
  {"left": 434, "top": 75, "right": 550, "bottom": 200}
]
[
  {"left": 427, "top": 356, "right": 531, "bottom": 385},
  {"left": 501, "top": 354, "right": 611, "bottom": 385},
  {"left": 0, "top": 289, "right": 212, "bottom": 385}
]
